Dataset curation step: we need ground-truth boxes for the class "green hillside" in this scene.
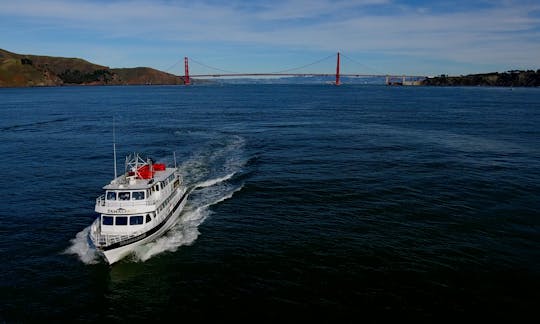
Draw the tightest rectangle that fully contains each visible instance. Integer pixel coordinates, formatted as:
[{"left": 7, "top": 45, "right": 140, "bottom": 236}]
[{"left": 0, "top": 48, "right": 185, "bottom": 87}]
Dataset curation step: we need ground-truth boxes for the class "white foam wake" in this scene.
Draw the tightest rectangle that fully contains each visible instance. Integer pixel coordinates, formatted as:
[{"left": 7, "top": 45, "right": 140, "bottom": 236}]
[
  {"left": 195, "top": 172, "right": 235, "bottom": 189},
  {"left": 63, "top": 226, "right": 100, "bottom": 264},
  {"left": 132, "top": 176, "right": 243, "bottom": 262},
  {"left": 179, "top": 135, "right": 245, "bottom": 186}
]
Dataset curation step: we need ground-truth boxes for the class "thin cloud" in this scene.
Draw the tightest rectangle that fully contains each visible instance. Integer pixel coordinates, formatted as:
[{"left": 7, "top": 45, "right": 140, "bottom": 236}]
[{"left": 1, "top": 0, "right": 539, "bottom": 73}]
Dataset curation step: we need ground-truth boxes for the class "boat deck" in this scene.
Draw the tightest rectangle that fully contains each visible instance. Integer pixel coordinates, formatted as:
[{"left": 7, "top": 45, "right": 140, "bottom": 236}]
[{"left": 103, "top": 167, "right": 177, "bottom": 190}]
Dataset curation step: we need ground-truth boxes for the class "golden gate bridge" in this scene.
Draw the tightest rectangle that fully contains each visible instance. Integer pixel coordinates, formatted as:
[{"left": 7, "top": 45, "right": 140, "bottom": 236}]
[{"left": 173, "top": 52, "right": 426, "bottom": 86}]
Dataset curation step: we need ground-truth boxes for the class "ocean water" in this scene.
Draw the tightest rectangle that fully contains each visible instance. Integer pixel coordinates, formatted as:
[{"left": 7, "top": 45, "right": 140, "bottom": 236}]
[{"left": 0, "top": 84, "right": 539, "bottom": 322}]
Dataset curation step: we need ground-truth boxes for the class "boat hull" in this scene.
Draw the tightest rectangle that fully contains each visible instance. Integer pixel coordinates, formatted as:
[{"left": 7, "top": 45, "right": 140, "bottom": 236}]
[{"left": 91, "top": 189, "right": 189, "bottom": 264}]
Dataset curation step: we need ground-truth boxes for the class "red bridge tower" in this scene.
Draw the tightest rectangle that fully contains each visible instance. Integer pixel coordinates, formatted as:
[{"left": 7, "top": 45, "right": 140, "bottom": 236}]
[
  {"left": 184, "top": 57, "right": 190, "bottom": 85},
  {"left": 335, "top": 52, "right": 340, "bottom": 86}
]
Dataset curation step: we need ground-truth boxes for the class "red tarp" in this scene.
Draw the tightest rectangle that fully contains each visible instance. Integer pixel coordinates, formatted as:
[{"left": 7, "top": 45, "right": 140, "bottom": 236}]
[
  {"left": 137, "top": 165, "right": 154, "bottom": 179},
  {"left": 153, "top": 163, "right": 166, "bottom": 171},
  {"left": 136, "top": 163, "right": 166, "bottom": 179}
]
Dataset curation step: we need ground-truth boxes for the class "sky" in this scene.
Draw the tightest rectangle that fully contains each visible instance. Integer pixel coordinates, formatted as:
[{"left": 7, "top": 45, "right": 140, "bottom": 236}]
[{"left": 1, "top": 0, "right": 539, "bottom": 76}]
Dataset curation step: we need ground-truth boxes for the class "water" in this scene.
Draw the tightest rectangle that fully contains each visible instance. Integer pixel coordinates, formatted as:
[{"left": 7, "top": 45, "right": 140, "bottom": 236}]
[{"left": 0, "top": 84, "right": 539, "bottom": 321}]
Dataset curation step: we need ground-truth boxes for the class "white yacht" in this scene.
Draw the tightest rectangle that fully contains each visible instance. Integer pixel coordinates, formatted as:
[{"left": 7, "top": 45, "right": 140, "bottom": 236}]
[{"left": 89, "top": 153, "right": 188, "bottom": 264}]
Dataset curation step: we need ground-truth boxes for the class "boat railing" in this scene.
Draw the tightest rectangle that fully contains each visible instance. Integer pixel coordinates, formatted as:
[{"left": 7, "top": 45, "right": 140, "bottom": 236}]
[
  {"left": 96, "top": 195, "right": 106, "bottom": 206},
  {"left": 93, "top": 230, "right": 141, "bottom": 247},
  {"left": 91, "top": 219, "right": 143, "bottom": 247},
  {"left": 95, "top": 195, "right": 157, "bottom": 207},
  {"left": 97, "top": 233, "right": 140, "bottom": 247}
]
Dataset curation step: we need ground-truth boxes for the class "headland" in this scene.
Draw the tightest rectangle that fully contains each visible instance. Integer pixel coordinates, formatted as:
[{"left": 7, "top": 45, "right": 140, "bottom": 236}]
[{"left": 0, "top": 48, "right": 185, "bottom": 87}]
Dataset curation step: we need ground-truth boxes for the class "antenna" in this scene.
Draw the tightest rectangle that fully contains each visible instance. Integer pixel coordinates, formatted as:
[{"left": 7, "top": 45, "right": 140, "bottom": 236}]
[{"left": 113, "top": 117, "right": 118, "bottom": 179}]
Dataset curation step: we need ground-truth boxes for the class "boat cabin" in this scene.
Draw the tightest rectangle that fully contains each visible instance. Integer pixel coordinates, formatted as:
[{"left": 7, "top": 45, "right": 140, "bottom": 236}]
[{"left": 94, "top": 154, "right": 180, "bottom": 235}]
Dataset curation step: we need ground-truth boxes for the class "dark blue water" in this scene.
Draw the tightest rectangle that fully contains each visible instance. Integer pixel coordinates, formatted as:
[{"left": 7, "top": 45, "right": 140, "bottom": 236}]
[{"left": 1, "top": 85, "right": 539, "bottom": 322}]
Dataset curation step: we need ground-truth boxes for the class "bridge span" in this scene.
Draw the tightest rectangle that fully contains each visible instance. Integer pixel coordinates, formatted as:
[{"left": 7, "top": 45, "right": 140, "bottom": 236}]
[{"left": 181, "top": 53, "right": 426, "bottom": 86}]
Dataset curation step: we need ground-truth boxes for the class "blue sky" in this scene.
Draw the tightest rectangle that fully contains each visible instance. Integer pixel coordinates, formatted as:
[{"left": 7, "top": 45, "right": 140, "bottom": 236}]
[{"left": 1, "top": 0, "right": 539, "bottom": 76}]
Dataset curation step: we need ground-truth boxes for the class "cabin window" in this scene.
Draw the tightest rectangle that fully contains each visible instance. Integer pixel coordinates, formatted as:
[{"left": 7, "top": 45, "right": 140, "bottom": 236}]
[
  {"left": 154, "top": 184, "right": 160, "bottom": 192},
  {"left": 102, "top": 216, "right": 114, "bottom": 225},
  {"left": 130, "top": 216, "right": 144, "bottom": 225},
  {"left": 132, "top": 191, "right": 145, "bottom": 200},
  {"left": 146, "top": 214, "right": 152, "bottom": 223},
  {"left": 115, "top": 216, "right": 128, "bottom": 225},
  {"left": 106, "top": 191, "right": 117, "bottom": 200},
  {"left": 118, "top": 192, "right": 130, "bottom": 201}
]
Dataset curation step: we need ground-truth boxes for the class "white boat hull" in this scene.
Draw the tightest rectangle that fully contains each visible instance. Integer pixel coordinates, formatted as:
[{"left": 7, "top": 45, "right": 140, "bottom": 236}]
[{"left": 92, "top": 191, "right": 188, "bottom": 264}]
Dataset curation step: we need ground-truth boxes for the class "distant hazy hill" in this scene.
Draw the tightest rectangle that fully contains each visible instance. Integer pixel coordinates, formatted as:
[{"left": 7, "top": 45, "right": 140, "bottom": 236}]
[
  {"left": 422, "top": 71, "right": 540, "bottom": 87},
  {"left": 0, "top": 48, "right": 185, "bottom": 87},
  {"left": 205, "top": 76, "right": 387, "bottom": 85}
]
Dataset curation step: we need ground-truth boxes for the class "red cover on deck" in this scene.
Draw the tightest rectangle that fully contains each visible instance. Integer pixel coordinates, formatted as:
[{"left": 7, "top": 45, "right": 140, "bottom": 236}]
[
  {"left": 137, "top": 165, "right": 154, "bottom": 179},
  {"left": 153, "top": 163, "right": 166, "bottom": 171}
]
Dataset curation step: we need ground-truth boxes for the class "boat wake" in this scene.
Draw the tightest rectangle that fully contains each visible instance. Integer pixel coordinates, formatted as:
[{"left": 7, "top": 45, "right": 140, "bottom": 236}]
[
  {"left": 64, "top": 226, "right": 100, "bottom": 264},
  {"left": 65, "top": 135, "right": 247, "bottom": 264}
]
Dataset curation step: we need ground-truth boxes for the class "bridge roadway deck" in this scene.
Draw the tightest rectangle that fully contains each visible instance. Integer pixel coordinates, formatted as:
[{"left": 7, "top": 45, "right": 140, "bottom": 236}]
[{"left": 187, "top": 73, "right": 425, "bottom": 78}]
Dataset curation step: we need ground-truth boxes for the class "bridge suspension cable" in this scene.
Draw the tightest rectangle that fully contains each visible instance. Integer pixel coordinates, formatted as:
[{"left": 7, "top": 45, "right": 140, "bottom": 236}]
[
  {"left": 270, "top": 53, "right": 336, "bottom": 74},
  {"left": 184, "top": 53, "right": 337, "bottom": 75},
  {"left": 162, "top": 58, "right": 184, "bottom": 73},
  {"left": 188, "top": 57, "right": 238, "bottom": 74},
  {"left": 340, "top": 52, "right": 385, "bottom": 76}
]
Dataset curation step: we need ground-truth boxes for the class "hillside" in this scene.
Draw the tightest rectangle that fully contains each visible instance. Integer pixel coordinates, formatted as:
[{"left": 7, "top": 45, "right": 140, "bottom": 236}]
[
  {"left": 111, "top": 67, "right": 183, "bottom": 85},
  {"left": 0, "top": 48, "right": 185, "bottom": 87},
  {"left": 422, "top": 70, "right": 540, "bottom": 87}
]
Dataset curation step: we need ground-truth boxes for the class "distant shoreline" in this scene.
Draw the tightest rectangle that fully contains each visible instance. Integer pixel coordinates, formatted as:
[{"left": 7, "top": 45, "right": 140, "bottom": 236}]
[
  {"left": 422, "top": 70, "right": 540, "bottom": 87},
  {"left": 2, "top": 48, "right": 539, "bottom": 88}
]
